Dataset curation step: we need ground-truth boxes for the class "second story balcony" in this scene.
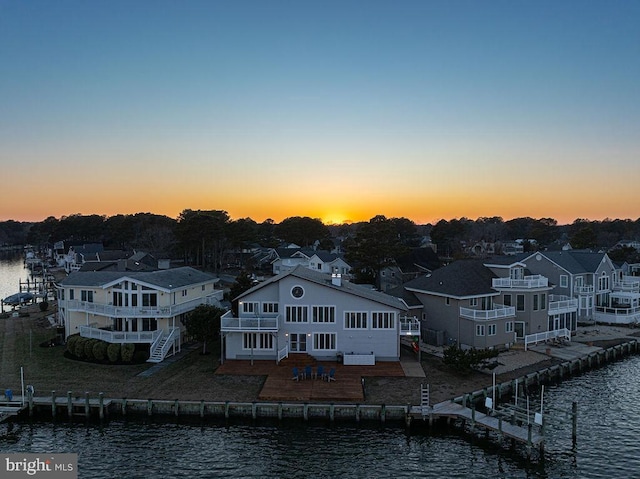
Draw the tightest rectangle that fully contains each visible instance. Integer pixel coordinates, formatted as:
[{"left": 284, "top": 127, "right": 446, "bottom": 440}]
[
  {"left": 548, "top": 295, "right": 578, "bottom": 315},
  {"left": 575, "top": 285, "right": 594, "bottom": 295},
  {"left": 399, "top": 316, "right": 421, "bottom": 336},
  {"left": 614, "top": 276, "right": 640, "bottom": 293},
  {"left": 220, "top": 311, "right": 280, "bottom": 332},
  {"left": 66, "top": 292, "right": 224, "bottom": 319},
  {"left": 459, "top": 304, "right": 516, "bottom": 321},
  {"left": 492, "top": 275, "right": 548, "bottom": 289}
]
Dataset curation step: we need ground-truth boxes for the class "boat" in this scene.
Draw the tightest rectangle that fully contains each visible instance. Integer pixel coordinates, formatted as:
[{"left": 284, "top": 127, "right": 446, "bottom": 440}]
[{"left": 2, "top": 292, "right": 34, "bottom": 306}]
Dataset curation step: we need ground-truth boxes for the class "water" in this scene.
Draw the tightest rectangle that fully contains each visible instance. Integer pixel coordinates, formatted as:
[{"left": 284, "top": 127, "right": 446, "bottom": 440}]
[
  {"left": 2, "top": 255, "right": 640, "bottom": 478},
  {"left": 0, "top": 251, "right": 31, "bottom": 306}
]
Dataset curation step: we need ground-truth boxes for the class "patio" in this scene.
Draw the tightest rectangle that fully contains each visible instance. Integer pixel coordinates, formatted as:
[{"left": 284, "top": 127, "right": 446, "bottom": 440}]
[{"left": 215, "top": 359, "right": 407, "bottom": 402}]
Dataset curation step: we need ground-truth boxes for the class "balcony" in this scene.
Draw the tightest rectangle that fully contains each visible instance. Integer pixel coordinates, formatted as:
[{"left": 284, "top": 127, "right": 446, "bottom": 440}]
[
  {"left": 548, "top": 295, "right": 578, "bottom": 315},
  {"left": 79, "top": 325, "right": 162, "bottom": 343},
  {"left": 399, "top": 316, "right": 421, "bottom": 336},
  {"left": 594, "top": 305, "right": 640, "bottom": 325},
  {"left": 614, "top": 276, "right": 640, "bottom": 293},
  {"left": 66, "top": 292, "right": 223, "bottom": 318},
  {"left": 220, "top": 312, "right": 280, "bottom": 332},
  {"left": 459, "top": 305, "right": 516, "bottom": 320},
  {"left": 492, "top": 275, "right": 548, "bottom": 289},
  {"left": 575, "top": 285, "right": 594, "bottom": 295}
]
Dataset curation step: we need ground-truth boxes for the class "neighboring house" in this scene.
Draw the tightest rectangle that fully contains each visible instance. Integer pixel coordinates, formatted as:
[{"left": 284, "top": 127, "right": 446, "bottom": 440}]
[
  {"left": 271, "top": 248, "right": 352, "bottom": 277},
  {"left": 379, "top": 247, "right": 440, "bottom": 293},
  {"left": 403, "top": 258, "right": 568, "bottom": 350},
  {"left": 520, "top": 250, "right": 640, "bottom": 324},
  {"left": 220, "top": 265, "right": 419, "bottom": 364},
  {"left": 57, "top": 267, "right": 224, "bottom": 362},
  {"left": 63, "top": 243, "right": 105, "bottom": 273}
]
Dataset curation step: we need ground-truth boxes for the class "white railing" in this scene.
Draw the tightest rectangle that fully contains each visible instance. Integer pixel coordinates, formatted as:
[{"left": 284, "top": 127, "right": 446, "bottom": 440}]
[
  {"left": 594, "top": 305, "right": 640, "bottom": 324},
  {"left": 158, "top": 328, "right": 180, "bottom": 359},
  {"left": 66, "top": 293, "right": 222, "bottom": 318},
  {"left": 149, "top": 330, "right": 165, "bottom": 356},
  {"left": 492, "top": 275, "right": 548, "bottom": 289},
  {"left": 524, "top": 328, "right": 571, "bottom": 350},
  {"left": 220, "top": 313, "right": 280, "bottom": 332},
  {"left": 79, "top": 326, "right": 162, "bottom": 343},
  {"left": 277, "top": 344, "right": 289, "bottom": 364},
  {"left": 399, "top": 316, "right": 421, "bottom": 336},
  {"left": 575, "top": 285, "right": 594, "bottom": 294},
  {"left": 459, "top": 305, "right": 516, "bottom": 320},
  {"left": 548, "top": 296, "right": 578, "bottom": 315},
  {"left": 614, "top": 277, "right": 640, "bottom": 292}
]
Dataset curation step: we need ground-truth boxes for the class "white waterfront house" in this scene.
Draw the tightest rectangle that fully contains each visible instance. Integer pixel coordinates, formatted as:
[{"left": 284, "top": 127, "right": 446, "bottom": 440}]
[
  {"left": 221, "top": 265, "right": 419, "bottom": 364},
  {"left": 57, "top": 267, "right": 224, "bottom": 362}
]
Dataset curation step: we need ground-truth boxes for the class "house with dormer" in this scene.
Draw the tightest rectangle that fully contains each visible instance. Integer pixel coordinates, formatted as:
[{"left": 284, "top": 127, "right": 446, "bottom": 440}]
[
  {"left": 57, "top": 267, "right": 224, "bottom": 362},
  {"left": 220, "top": 265, "right": 419, "bottom": 364}
]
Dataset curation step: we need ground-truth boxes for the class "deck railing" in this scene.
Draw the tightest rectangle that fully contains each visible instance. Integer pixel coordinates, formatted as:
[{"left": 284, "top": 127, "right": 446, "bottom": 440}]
[
  {"left": 459, "top": 305, "right": 516, "bottom": 320},
  {"left": 220, "top": 313, "right": 280, "bottom": 332},
  {"left": 492, "top": 275, "right": 548, "bottom": 289},
  {"left": 79, "top": 326, "right": 162, "bottom": 343},
  {"left": 399, "top": 316, "right": 421, "bottom": 336},
  {"left": 594, "top": 305, "right": 640, "bottom": 324},
  {"left": 524, "top": 328, "right": 571, "bottom": 350},
  {"left": 548, "top": 296, "right": 578, "bottom": 315}
]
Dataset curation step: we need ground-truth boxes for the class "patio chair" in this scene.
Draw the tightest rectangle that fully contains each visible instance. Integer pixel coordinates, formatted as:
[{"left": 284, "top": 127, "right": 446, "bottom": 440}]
[
  {"left": 315, "top": 365, "right": 325, "bottom": 380},
  {"left": 326, "top": 368, "right": 336, "bottom": 382},
  {"left": 303, "top": 365, "right": 312, "bottom": 380},
  {"left": 292, "top": 367, "right": 300, "bottom": 381}
]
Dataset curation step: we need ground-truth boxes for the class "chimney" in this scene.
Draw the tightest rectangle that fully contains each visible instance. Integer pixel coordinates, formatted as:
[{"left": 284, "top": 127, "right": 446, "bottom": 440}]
[{"left": 331, "top": 273, "right": 342, "bottom": 287}]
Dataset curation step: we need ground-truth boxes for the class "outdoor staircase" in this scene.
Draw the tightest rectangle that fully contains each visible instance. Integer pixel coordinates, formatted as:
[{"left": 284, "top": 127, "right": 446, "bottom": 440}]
[{"left": 147, "top": 335, "right": 169, "bottom": 363}]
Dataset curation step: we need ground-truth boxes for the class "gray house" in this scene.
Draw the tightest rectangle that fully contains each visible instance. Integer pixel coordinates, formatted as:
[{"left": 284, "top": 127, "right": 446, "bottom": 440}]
[
  {"left": 404, "top": 258, "right": 570, "bottom": 350},
  {"left": 220, "top": 265, "right": 419, "bottom": 364}
]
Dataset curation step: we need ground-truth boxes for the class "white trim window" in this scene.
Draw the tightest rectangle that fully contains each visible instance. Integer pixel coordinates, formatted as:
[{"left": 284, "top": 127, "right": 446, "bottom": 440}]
[
  {"left": 488, "top": 324, "right": 496, "bottom": 336},
  {"left": 81, "top": 290, "right": 94, "bottom": 303},
  {"left": 470, "top": 298, "right": 478, "bottom": 307},
  {"left": 560, "top": 275, "right": 568, "bottom": 288},
  {"left": 241, "top": 302, "right": 259, "bottom": 314},
  {"left": 344, "top": 311, "right": 368, "bottom": 329},
  {"left": 285, "top": 305, "right": 308, "bottom": 323},
  {"left": 243, "top": 333, "right": 274, "bottom": 350},
  {"left": 505, "top": 321, "right": 514, "bottom": 333},
  {"left": 312, "top": 306, "right": 335, "bottom": 323},
  {"left": 476, "top": 324, "right": 485, "bottom": 336},
  {"left": 313, "top": 333, "right": 336, "bottom": 351},
  {"left": 372, "top": 312, "right": 396, "bottom": 329},
  {"left": 262, "top": 302, "right": 279, "bottom": 314}
]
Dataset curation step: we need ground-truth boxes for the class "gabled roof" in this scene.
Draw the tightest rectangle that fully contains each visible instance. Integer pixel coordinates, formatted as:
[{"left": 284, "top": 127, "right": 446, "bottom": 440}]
[
  {"left": 59, "top": 266, "right": 217, "bottom": 291},
  {"left": 236, "top": 265, "right": 408, "bottom": 311},
  {"left": 403, "top": 259, "right": 498, "bottom": 298},
  {"left": 527, "top": 251, "right": 607, "bottom": 274}
]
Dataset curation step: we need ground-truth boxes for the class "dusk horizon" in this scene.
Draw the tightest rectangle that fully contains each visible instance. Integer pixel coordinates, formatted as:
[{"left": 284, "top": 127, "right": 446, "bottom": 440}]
[{"left": 2, "top": 1, "right": 638, "bottom": 226}]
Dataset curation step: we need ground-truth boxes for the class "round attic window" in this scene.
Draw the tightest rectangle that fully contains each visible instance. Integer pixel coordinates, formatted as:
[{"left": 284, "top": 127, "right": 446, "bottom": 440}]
[
  {"left": 291, "top": 286, "right": 304, "bottom": 299},
  {"left": 536, "top": 254, "right": 542, "bottom": 261}
]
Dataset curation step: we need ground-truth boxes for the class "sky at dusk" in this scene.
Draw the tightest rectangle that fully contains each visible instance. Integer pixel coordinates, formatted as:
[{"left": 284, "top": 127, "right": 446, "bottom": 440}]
[{"left": 1, "top": 0, "right": 639, "bottom": 225}]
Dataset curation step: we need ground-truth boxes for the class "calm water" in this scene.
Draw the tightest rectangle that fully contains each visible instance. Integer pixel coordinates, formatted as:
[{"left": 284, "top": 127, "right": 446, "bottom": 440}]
[
  {"left": 0, "top": 251, "right": 30, "bottom": 305},
  {"left": 2, "top": 255, "right": 639, "bottom": 478}
]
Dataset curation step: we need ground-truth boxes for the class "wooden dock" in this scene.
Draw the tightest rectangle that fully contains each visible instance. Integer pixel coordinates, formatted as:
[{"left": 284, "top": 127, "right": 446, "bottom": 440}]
[
  {"left": 411, "top": 401, "right": 544, "bottom": 447},
  {"left": 0, "top": 403, "right": 27, "bottom": 423}
]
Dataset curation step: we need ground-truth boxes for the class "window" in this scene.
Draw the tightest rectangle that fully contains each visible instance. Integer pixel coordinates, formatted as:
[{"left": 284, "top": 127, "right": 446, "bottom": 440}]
[
  {"left": 488, "top": 324, "right": 496, "bottom": 336},
  {"left": 505, "top": 321, "right": 514, "bottom": 333},
  {"left": 541, "top": 293, "right": 547, "bottom": 310},
  {"left": 470, "top": 298, "right": 478, "bottom": 307},
  {"left": 510, "top": 268, "right": 524, "bottom": 280},
  {"left": 202, "top": 285, "right": 205, "bottom": 291},
  {"left": 142, "top": 293, "right": 157, "bottom": 307},
  {"left": 317, "top": 263, "right": 322, "bottom": 270},
  {"left": 598, "top": 274, "right": 610, "bottom": 291},
  {"left": 81, "top": 290, "right": 94, "bottom": 303},
  {"left": 445, "top": 297, "right": 451, "bottom": 306},
  {"left": 533, "top": 294, "right": 539, "bottom": 311},
  {"left": 262, "top": 302, "right": 279, "bottom": 314},
  {"left": 241, "top": 302, "right": 259, "bottom": 314},
  {"left": 560, "top": 275, "right": 568, "bottom": 288},
  {"left": 285, "top": 305, "right": 308, "bottom": 323},
  {"left": 312, "top": 306, "right": 335, "bottom": 323},
  {"left": 476, "top": 324, "right": 485, "bottom": 336},
  {"left": 243, "top": 333, "right": 274, "bottom": 350},
  {"left": 313, "top": 333, "right": 336, "bottom": 351},
  {"left": 575, "top": 277, "right": 584, "bottom": 287},
  {"left": 181, "top": 289, "right": 188, "bottom": 297},
  {"left": 503, "top": 294, "right": 512, "bottom": 307},
  {"left": 516, "top": 294, "right": 525, "bottom": 312},
  {"left": 69, "top": 289, "right": 74, "bottom": 300},
  {"left": 344, "top": 312, "right": 368, "bottom": 329},
  {"left": 372, "top": 312, "right": 396, "bottom": 329},
  {"left": 142, "top": 318, "right": 157, "bottom": 331},
  {"left": 291, "top": 286, "right": 304, "bottom": 298}
]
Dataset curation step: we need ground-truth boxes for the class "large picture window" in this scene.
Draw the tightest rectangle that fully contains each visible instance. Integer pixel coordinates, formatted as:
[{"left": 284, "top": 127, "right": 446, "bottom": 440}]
[
  {"left": 286, "top": 305, "right": 308, "bottom": 323},
  {"left": 313, "top": 333, "right": 336, "bottom": 351},
  {"left": 243, "top": 333, "right": 274, "bottom": 350},
  {"left": 312, "top": 306, "right": 335, "bottom": 323},
  {"left": 81, "top": 290, "right": 94, "bottom": 303},
  {"left": 344, "top": 312, "right": 367, "bottom": 329},
  {"left": 372, "top": 312, "right": 395, "bottom": 329}
]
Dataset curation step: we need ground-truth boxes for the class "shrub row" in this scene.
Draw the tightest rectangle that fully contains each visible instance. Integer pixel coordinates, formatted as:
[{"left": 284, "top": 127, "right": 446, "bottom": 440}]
[{"left": 65, "top": 335, "right": 143, "bottom": 364}]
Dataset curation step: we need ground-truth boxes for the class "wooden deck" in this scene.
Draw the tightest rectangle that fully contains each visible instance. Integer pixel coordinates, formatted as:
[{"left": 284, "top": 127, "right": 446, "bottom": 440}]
[{"left": 216, "top": 359, "right": 406, "bottom": 402}]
